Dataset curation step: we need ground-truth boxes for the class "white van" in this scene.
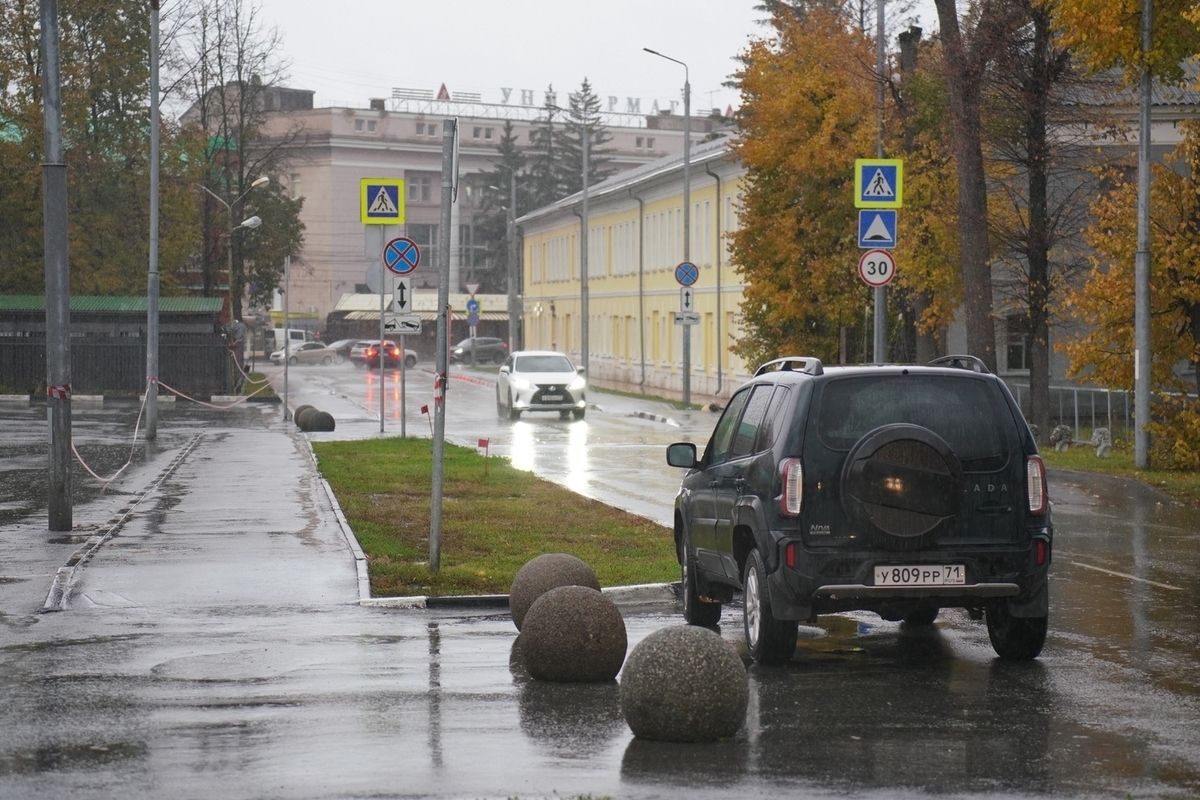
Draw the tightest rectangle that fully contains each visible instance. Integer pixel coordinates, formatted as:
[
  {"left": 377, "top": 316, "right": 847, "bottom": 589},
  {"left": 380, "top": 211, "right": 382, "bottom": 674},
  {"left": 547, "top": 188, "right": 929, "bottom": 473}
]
[{"left": 269, "top": 328, "right": 313, "bottom": 353}]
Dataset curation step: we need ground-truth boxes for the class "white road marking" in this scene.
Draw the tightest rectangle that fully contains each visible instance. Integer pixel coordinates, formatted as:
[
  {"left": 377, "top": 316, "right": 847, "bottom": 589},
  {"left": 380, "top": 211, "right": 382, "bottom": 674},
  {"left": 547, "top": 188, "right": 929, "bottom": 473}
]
[{"left": 1069, "top": 561, "right": 1184, "bottom": 591}]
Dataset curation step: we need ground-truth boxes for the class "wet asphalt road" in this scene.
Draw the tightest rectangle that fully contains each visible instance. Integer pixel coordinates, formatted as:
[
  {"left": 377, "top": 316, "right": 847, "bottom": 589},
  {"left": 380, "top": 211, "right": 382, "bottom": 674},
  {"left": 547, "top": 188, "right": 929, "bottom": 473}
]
[{"left": 0, "top": 369, "right": 1198, "bottom": 798}]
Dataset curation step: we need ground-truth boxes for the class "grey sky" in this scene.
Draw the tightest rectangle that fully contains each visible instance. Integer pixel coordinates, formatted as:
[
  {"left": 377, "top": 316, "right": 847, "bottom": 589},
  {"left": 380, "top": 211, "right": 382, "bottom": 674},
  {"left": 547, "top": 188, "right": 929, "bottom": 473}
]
[{"left": 246, "top": 0, "right": 939, "bottom": 115}]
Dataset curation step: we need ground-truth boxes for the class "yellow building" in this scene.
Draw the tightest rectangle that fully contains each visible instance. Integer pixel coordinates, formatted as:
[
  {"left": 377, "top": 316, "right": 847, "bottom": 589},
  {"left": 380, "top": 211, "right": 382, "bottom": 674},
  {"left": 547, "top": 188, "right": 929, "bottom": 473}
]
[{"left": 517, "top": 136, "right": 747, "bottom": 404}]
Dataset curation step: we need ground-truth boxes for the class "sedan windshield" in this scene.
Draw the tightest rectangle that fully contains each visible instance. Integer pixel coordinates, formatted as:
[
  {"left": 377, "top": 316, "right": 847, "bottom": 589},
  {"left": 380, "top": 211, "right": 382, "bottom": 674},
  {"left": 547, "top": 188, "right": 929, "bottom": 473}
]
[{"left": 514, "top": 355, "right": 573, "bottom": 373}]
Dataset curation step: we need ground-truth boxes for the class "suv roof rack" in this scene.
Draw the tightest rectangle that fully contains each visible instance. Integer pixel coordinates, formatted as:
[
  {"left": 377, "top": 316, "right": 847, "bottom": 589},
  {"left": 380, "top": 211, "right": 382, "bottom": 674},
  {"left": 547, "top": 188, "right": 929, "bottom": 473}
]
[
  {"left": 928, "top": 354, "right": 991, "bottom": 374},
  {"left": 754, "top": 357, "right": 824, "bottom": 377}
]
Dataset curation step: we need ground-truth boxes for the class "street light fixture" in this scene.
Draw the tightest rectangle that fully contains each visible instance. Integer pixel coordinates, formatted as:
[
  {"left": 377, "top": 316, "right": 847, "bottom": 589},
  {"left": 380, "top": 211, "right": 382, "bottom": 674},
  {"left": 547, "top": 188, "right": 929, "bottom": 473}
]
[{"left": 644, "top": 47, "right": 692, "bottom": 408}]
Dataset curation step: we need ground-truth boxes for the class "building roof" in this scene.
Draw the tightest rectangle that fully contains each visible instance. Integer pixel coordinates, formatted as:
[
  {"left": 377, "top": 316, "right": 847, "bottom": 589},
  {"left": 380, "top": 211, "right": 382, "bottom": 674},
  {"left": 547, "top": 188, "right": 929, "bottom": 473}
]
[
  {"left": 516, "top": 133, "right": 738, "bottom": 226},
  {"left": 0, "top": 296, "right": 224, "bottom": 313}
]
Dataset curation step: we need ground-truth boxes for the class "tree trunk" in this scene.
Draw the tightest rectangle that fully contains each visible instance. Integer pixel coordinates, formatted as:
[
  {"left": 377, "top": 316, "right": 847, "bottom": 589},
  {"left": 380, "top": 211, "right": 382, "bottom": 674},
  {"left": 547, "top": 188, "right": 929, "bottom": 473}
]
[
  {"left": 934, "top": 0, "right": 997, "bottom": 371},
  {"left": 1026, "top": 3, "right": 1053, "bottom": 442}
]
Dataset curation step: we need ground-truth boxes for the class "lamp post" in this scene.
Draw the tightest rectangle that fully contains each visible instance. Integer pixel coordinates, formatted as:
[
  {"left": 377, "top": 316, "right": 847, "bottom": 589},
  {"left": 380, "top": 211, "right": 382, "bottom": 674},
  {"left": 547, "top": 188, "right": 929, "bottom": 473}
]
[
  {"left": 200, "top": 175, "right": 268, "bottom": 323},
  {"left": 644, "top": 47, "right": 691, "bottom": 408}
]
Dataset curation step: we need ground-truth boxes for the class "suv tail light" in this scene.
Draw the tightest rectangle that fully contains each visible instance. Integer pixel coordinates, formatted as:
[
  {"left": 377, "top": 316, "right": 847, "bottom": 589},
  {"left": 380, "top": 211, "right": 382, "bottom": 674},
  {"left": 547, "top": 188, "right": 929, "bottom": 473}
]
[
  {"left": 1026, "top": 455, "right": 1047, "bottom": 514},
  {"left": 779, "top": 458, "right": 803, "bottom": 517}
]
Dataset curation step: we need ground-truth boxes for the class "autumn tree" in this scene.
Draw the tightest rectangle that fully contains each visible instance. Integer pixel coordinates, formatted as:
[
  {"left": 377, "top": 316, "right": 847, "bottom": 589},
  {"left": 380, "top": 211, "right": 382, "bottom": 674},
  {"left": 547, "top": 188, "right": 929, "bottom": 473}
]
[
  {"left": 933, "top": 0, "right": 1027, "bottom": 372},
  {"left": 730, "top": 6, "right": 880, "bottom": 367},
  {"left": 1063, "top": 123, "right": 1200, "bottom": 465},
  {"left": 171, "top": 0, "right": 304, "bottom": 321},
  {"left": 0, "top": 0, "right": 203, "bottom": 296}
]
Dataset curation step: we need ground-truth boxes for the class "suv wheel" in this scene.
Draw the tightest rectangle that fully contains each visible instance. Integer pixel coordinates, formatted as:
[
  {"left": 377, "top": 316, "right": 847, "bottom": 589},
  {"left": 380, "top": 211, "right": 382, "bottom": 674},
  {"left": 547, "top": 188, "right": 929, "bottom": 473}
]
[
  {"left": 743, "top": 549, "right": 798, "bottom": 665},
  {"left": 986, "top": 604, "right": 1047, "bottom": 660},
  {"left": 902, "top": 607, "right": 939, "bottom": 627},
  {"left": 680, "top": 532, "right": 721, "bottom": 627},
  {"left": 508, "top": 393, "right": 521, "bottom": 421}
]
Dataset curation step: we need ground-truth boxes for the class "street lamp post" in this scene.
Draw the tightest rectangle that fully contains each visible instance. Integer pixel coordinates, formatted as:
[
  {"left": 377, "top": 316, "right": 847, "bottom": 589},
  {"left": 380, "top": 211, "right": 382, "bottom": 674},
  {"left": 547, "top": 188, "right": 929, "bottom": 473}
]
[
  {"left": 200, "top": 175, "right": 268, "bottom": 323},
  {"left": 644, "top": 47, "right": 691, "bottom": 408}
]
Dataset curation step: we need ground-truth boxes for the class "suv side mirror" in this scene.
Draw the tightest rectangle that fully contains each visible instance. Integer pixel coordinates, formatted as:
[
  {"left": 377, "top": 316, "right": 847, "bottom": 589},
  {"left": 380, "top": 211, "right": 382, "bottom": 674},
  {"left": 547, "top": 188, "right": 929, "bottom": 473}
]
[
  {"left": 666, "top": 442, "right": 698, "bottom": 468},
  {"left": 577, "top": 366, "right": 586, "bottom": 375}
]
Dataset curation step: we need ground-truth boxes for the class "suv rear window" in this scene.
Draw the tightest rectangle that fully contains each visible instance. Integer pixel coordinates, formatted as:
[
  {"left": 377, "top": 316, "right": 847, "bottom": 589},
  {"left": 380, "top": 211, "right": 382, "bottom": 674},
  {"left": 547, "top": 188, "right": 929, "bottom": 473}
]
[{"left": 816, "top": 375, "right": 1010, "bottom": 467}]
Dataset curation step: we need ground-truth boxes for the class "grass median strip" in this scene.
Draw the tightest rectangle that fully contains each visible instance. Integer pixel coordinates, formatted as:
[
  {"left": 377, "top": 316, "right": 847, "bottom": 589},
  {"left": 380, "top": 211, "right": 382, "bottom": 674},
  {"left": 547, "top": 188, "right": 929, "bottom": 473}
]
[{"left": 313, "top": 437, "right": 678, "bottom": 597}]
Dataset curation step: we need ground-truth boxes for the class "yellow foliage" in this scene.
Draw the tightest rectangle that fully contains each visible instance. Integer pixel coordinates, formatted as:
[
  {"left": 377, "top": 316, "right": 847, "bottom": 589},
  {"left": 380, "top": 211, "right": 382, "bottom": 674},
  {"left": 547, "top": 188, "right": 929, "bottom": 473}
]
[{"left": 1054, "top": 0, "right": 1200, "bottom": 81}]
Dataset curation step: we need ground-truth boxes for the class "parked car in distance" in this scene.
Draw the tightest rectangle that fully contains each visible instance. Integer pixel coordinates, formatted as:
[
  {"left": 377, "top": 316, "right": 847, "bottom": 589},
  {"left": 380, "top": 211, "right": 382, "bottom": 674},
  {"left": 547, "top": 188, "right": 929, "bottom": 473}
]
[
  {"left": 496, "top": 350, "right": 586, "bottom": 420},
  {"left": 270, "top": 341, "right": 337, "bottom": 366},
  {"left": 352, "top": 339, "right": 417, "bottom": 369},
  {"left": 450, "top": 336, "right": 508, "bottom": 364},
  {"left": 666, "top": 355, "right": 1052, "bottom": 665},
  {"left": 323, "top": 338, "right": 360, "bottom": 364}
]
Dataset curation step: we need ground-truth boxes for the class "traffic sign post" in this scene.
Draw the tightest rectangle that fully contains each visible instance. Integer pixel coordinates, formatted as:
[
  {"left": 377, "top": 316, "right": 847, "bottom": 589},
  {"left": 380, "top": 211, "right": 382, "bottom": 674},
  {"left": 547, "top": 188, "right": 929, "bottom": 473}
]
[
  {"left": 858, "top": 209, "right": 897, "bottom": 249},
  {"left": 858, "top": 249, "right": 897, "bottom": 288},
  {"left": 674, "top": 311, "right": 700, "bottom": 325},
  {"left": 854, "top": 159, "right": 903, "bottom": 208},
  {"left": 384, "top": 237, "right": 420, "bottom": 275},
  {"left": 393, "top": 276, "right": 412, "bottom": 313},
  {"left": 680, "top": 286, "right": 694, "bottom": 312},
  {"left": 675, "top": 261, "right": 697, "bottom": 408},
  {"left": 675, "top": 261, "right": 698, "bottom": 286},
  {"left": 384, "top": 314, "right": 422, "bottom": 335},
  {"left": 361, "top": 178, "right": 406, "bottom": 224}
]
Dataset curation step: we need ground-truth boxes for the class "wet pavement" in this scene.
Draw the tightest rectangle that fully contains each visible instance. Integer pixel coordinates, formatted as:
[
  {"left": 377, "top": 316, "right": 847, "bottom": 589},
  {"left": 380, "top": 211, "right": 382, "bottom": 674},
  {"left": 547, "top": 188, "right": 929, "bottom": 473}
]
[{"left": 0, "top": 386, "right": 1198, "bottom": 798}]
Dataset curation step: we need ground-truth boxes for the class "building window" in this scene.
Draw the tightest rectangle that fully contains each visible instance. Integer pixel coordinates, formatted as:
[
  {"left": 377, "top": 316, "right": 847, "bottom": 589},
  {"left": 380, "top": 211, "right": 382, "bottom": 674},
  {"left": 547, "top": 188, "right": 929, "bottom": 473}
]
[
  {"left": 355, "top": 119, "right": 364, "bottom": 131},
  {"left": 289, "top": 173, "right": 302, "bottom": 199},
  {"left": 484, "top": 127, "right": 493, "bottom": 139},
  {"left": 646, "top": 137, "right": 655, "bottom": 149},
  {"left": 367, "top": 120, "right": 376, "bottom": 132},
  {"left": 428, "top": 123, "right": 438, "bottom": 137},
  {"left": 473, "top": 126, "right": 482, "bottom": 138},
  {"left": 416, "top": 122, "right": 425, "bottom": 135},
  {"left": 1006, "top": 314, "right": 1031, "bottom": 371},
  {"left": 408, "top": 176, "right": 432, "bottom": 203},
  {"left": 636, "top": 136, "right": 644, "bottom": 148}
]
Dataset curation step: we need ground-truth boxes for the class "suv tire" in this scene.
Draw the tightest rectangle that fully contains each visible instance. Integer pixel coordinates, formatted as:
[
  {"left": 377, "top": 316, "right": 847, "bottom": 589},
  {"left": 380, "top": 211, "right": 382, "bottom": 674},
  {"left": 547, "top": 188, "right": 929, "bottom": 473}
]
[
  {"left": 743, "top": 549, "right": 798, "bottom": 665},
  {"left": 986, "top": 604, "right": 1047, "bottom": 660},
  {"left": 680, "top": 532, "right": 721, "bottom": 627},
  {"left": 508, "top": 393, "right": 521, "bottom": 421},
  {"left": 902, "top": 608, "right": 939, "bottom": 627}
]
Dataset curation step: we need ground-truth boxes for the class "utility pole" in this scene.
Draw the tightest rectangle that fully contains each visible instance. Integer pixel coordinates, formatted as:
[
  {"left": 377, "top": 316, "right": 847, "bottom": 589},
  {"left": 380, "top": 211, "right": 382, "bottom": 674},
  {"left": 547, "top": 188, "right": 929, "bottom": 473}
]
[
  {"left": 430, "top": 118, "right": 457, "bottom": 574},
  {"left": 1134, "top": 0, "right": 1152, "bottom": 469},
  {"left": 41, "top": 0, "right": 72, "bottom": 531},
  {"left": 873, "top": 0, "right": 887, "bottom": 364},
  {"left": 581, "top": 122, "right": 589, "bottom": 376},
  {"left": 506, "top": 168, "right": 519, "bottom": 351},
  {"left": 146, "top": 0, "right": 161, "bottom": 439}
]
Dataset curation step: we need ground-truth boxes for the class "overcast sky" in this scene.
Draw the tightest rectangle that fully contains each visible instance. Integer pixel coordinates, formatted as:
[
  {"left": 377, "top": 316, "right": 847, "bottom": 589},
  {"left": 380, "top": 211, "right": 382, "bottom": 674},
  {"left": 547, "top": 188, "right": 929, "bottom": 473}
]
[{"left": 244, "top": 0, "right": 940, "bottom": 116}]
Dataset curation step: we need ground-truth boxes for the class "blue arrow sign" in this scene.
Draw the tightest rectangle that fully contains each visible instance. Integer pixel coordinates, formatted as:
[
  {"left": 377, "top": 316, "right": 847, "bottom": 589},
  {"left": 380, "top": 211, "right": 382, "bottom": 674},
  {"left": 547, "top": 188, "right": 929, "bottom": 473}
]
[
  {"left": 675, "top": 261, "right": 698, "bottom": 287},
  {"left": 466, "top": 298, "right": 480, "bottom": 314},
  {"left": 858, "top": 210, "right": 897, "bottom": 249},
  {"left": 383, "top": 237, "right": 420, "bottom": 275}
]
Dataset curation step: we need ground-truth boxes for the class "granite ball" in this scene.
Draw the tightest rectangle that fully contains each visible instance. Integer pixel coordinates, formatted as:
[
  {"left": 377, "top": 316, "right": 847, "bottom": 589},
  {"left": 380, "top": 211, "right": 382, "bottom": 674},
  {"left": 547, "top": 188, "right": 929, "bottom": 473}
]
[
  {"left": 294, "top": 406, "right": 319, "bottom": 430},
  {"left": 292, "top": 404, "right": 314, "bottom": 421},
  {"left": 619, "top": 625, "right": 748, "bottom": 742},
  {"left": 307, "top": 410, "right": 336, "bottom": 432},
  {"left": 520, "top": 585, "right": 627, "bottom": 683},
  {"left": 509, "top": 553, "right": 600, "bottom": 631}
]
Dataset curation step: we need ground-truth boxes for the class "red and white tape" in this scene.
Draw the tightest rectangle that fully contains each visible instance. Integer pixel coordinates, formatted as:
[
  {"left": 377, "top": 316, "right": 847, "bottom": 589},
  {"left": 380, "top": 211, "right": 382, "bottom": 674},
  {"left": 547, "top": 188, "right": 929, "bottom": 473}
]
[{"left": 47, "top": 384, "right": 71, "bottom": 400}]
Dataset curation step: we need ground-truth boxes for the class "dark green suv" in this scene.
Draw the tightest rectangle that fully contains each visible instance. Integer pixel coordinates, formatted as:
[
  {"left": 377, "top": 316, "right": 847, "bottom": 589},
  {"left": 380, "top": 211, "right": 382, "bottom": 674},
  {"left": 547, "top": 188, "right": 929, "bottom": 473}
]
[{"left": 666, "top": 356, "right": 1052, "bottom": 664}]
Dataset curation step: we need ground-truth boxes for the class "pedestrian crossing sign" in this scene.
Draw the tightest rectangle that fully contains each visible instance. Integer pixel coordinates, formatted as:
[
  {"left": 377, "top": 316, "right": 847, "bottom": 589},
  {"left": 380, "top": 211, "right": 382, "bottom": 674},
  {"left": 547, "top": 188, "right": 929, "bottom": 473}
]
[
  {"left": 854, "top": 159, "right": 903, "bottom": 208},
  {"left": 360, "top": 178, "right": 406, "bottom": 224}
]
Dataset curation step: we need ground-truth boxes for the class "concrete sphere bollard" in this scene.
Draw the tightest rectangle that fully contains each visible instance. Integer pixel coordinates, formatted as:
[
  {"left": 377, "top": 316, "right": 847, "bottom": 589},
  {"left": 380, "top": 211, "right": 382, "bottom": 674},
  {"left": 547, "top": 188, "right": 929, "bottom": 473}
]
[
  {"left": 294, "top": 406, "right": 319, "bottom": 430},
  {"left": 307, "top": 410, "right": 336, "bottom": 432},
  {"left": 509, "top": 553, "right": 600, "bottom": 631},
  {"left": 520, "top": 585, "right": 627, "bottom": 683},
  {"left": 620, "top": 625, "right": 748, "bottom": 742}
]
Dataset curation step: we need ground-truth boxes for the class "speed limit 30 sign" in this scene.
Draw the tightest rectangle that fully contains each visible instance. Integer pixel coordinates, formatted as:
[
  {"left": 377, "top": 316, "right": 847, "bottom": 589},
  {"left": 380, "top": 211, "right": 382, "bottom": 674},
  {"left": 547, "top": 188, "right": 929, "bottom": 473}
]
[{"left": 858, "top": 249, "right": 896, "bottom": 288}]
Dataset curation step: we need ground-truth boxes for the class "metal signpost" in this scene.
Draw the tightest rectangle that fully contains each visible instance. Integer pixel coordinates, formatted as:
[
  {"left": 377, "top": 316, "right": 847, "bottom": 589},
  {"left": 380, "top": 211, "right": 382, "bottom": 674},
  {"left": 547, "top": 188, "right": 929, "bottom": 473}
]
[
  {"left": 675, "top": 261, "right": 698, "bottom": 399},
  {"left": 362, "top": 180, "right": 407, "bottom": 433},
  {"left": 384, "top": 235, "right": 420, "bottom": 437},
  {"left": 431, "top": 119, "right": 459, "bottom": 574},
  {"left": 855, "top": 158, "right": 903, "bottom": 363}
]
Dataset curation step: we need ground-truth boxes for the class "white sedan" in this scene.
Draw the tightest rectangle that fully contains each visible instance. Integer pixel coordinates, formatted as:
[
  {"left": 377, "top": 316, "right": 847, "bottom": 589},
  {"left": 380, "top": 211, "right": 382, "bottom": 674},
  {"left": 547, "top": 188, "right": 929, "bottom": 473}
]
[
  {"left": 496, "top": 350, "right": 587, "bottom": 421},
  {"left": 270, "top": 341, "right": 337, "bottom": 366}
]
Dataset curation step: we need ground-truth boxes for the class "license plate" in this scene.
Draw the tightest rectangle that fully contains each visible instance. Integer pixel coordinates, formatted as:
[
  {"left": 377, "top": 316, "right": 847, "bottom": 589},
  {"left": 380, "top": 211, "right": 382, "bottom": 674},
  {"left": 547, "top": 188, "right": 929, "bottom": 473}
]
[
  {"left": 874, "top": 564, "right": 966, "bottom": 587},
  {"left": 541, "top": 394, "right": 562, "bottom": 402}
]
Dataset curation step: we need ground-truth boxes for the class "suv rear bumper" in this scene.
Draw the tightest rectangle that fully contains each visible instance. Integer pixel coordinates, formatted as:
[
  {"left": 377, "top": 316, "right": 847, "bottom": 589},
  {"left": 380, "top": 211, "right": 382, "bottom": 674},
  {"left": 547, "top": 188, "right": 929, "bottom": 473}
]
[{"left": 767, "top": 532, "right": 1051, "bottom": 621}]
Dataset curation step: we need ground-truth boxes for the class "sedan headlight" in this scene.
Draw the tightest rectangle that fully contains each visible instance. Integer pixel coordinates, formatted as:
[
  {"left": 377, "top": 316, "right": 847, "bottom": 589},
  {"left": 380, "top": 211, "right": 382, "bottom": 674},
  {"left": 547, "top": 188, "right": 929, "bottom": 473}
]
[
  {"left": 568, "top": 375, "right": 587, "bottom": 392},
  {"left": 510, "top": 376, "right": 534, "bottom": 391}
]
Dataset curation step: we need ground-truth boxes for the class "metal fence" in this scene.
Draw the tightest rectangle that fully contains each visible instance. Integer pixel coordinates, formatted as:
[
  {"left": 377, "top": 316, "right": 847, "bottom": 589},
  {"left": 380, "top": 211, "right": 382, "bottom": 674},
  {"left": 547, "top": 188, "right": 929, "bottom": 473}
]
[
  {"left": 0, "top": 335, "right": 233, "bottom": 395},
  {"left": 1006, "top": 381, "right": 1132, "bottom": 441}
]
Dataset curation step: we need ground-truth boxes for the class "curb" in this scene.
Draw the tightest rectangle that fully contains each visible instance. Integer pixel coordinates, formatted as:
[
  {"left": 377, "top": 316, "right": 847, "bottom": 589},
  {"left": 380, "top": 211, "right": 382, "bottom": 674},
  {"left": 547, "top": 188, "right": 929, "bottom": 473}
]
[
  {"left": 359, "top": 583, "right": 678, "bottom": 611},
  {"left": 628, "top": 410, "right": 681, "bottom": 427}
]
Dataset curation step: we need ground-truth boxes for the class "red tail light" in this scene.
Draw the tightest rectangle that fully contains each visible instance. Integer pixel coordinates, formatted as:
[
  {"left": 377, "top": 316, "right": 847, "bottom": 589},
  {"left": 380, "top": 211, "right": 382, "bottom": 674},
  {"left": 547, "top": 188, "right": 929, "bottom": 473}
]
[
  {"left": 389, "top": 347, "right": 400, "bottom": 356},
  {"left": 1026, "top": 456, "right": 1047, "bottom": 514},
  {"left": 1035, "top": 538, "right": 1048, "bottom": 566},
  {"left": 785, "top": 542, "right": 796, "bottom": 568},
  {"left": 779, "top": 458, "right": 803, "bottom": 517}
]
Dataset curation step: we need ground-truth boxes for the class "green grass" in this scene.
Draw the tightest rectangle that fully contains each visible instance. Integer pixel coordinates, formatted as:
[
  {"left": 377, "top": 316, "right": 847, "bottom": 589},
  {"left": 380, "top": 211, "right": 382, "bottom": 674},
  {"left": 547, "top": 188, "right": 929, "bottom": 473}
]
[
  {"left": 1041, "top": 443, "right": 1200, "bottom": 506},
  {"left": 312, "top": 437, "right": 677, "bottom": 597},
  {"left": 243, "top": 372, "right": 277, "bottom": 398}
]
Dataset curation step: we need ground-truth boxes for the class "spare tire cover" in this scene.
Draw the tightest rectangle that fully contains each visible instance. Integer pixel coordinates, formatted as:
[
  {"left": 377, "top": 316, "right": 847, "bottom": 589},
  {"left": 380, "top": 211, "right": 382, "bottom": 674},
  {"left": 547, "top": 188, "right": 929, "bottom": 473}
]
[{"left": 840, "top": 424, "right": 963, "bottom": 551}]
